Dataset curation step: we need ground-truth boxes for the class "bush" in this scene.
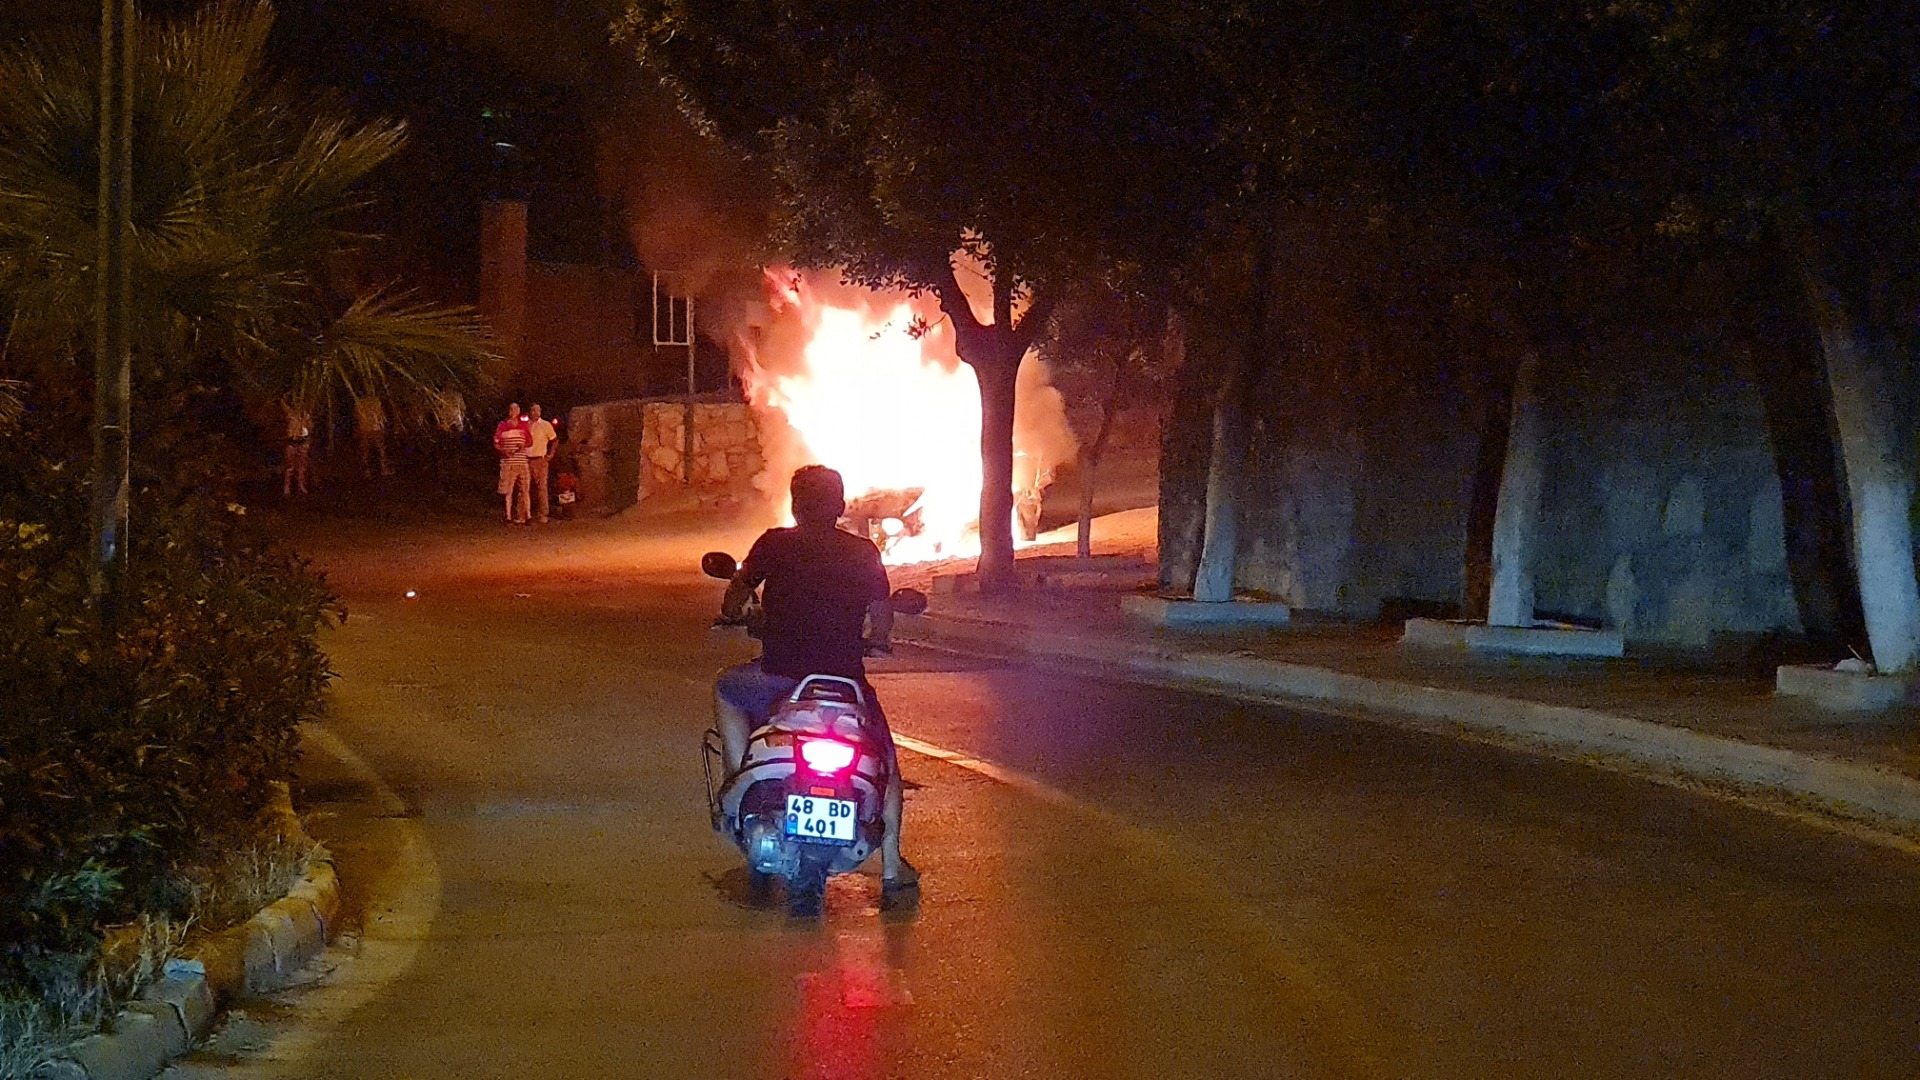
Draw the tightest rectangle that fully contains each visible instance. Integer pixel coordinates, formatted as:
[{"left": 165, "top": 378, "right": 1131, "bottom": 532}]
[{"left": 0, "top": 450, "right": 340, "bottom": 1002}]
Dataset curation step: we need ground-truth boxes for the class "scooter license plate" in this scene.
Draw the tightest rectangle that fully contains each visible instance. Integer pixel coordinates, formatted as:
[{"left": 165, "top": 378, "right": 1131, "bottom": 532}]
[{"left": 785, "top": 794, "right": 857, "bottom": 844}]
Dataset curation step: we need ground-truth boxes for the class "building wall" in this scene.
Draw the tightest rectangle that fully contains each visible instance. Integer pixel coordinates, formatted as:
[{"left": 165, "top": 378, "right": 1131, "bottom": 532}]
[
  {"left": 481, "top": 199, "right": 654, "bottom": 408},
  {"left": 480, "top": 201, "right": 527, "bottom": 367},
  {"left": 523, "top": 263, "right": 647, "bottom": 403}
]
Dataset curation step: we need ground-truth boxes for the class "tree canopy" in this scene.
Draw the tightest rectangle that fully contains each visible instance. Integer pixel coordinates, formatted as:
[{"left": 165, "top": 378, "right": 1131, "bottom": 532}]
[
  {"left": 613, "top": 0, "right": 1219, "bottom": 586},
  {"left": 616, "top": 1, "right": 1215, "bottom": 296}
]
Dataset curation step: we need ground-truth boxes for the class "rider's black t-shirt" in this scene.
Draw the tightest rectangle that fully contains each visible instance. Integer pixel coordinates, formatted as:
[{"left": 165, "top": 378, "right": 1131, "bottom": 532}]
[{"left": 738, "top": 524, "right": 890, "bottom": 680}]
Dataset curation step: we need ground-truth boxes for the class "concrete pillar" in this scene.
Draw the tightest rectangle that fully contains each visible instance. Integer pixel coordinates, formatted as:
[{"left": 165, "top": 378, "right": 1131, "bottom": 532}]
[{"left": 480, "top": 201, "right": 528, "bottom": 369}]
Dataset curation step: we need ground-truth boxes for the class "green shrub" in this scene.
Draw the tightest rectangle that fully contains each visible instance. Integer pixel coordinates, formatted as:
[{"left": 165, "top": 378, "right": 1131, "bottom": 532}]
[{"left": 0, "top": 450, "right": 340, "bottom": 1000}]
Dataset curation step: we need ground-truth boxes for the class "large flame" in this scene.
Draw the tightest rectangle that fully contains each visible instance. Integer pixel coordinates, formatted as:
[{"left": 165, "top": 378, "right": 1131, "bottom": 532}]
[{"left": 734, "top": 268, "right": 1073, "bottom": 564}]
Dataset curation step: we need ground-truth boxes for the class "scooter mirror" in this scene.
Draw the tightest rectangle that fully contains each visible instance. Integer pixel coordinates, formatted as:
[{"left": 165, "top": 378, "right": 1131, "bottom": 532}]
[
  {"left": 889, "top": 587, "right": 928, "bottom": 615},
  {"left": 701, "top": 552, "right": 739, "bottom": 580}
]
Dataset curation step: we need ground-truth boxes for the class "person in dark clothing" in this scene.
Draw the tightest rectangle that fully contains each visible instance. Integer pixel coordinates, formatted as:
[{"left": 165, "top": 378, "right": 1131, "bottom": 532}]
[{"left": 715, "top": 465, "right": 918, "bottom": 893}]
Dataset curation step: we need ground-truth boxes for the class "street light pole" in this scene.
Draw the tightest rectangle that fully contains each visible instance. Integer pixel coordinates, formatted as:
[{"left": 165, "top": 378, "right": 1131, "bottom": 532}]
[{"left": 90, "top": 0, "right": 134, "bottom": 617}]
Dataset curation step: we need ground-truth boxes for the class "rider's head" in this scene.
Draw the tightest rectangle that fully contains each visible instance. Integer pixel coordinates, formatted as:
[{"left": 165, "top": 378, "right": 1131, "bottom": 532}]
[{"left": 790, "top": 465, "right": 845, "bottom": 527}]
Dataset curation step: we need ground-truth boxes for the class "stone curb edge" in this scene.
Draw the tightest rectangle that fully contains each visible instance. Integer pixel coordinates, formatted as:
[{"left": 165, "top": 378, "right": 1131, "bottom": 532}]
[
  {"left": 35, "top": 787, "right": 340, "bottom": 1080},
  {"left": 897, "top": 614, "right": 1920, "bottom": 836}
]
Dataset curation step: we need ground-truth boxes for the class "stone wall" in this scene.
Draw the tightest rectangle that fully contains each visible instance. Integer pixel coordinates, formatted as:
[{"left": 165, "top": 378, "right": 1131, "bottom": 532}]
[
  {"left": 1234, "top": 346, "right": 1478, "bottom": 614},
  {"left": 1160, "top": 342, "right": 1803, "bottom": 648},
  {"left": 1162, "top": 340, "right": 1478, "bottom": 617},
  {"left": 1532, "top": 355, "right": 1799, "bottom": 645},
  {"left": 564, "top": 399, "right": 648, "bottom": 515},
  {"left": 637, "top": 401, "right": 762, "bottom": 502},
  {"left": 565, "top": 398, "right": 763, "bottom": 514}
]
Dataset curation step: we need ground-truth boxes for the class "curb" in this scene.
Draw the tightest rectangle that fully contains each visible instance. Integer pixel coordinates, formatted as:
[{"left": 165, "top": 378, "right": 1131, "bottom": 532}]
[
  {"left": 897, "top": 613, "right": 1920, "bottom": 836},
  {"left": 36, "top": 788, "right": 340, "bottom": 1080}
]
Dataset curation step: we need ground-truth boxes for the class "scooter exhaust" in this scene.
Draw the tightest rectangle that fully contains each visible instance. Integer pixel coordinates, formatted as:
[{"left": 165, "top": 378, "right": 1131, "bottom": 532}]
[{"left": 744, "top": 816, "right": 798, "bottom": 877}]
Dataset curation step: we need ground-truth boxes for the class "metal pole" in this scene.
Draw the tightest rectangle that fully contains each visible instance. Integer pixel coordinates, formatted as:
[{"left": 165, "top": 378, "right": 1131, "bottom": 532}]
[
  {"left": 90, "top": 0, "right": 134, "bottom": 618},
  {"left": 652, "top": 272, "right": 697, "bottom": 486},
  {"left": 683, "top": 295, "right": 695, "bottom": 485}
]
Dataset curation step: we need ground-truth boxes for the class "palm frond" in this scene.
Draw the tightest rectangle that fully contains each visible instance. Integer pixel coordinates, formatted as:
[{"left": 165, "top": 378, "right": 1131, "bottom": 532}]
[
  {"left": 288, "top": 291, "right": 503, "bottom": 432},
  {"left": 0, "top": 0, "right": 448, "bottom": 421},
  {"left": 0, "top": 25, "right": 98, "bottom": 355},
  {"left": 145, "top": 1, "right": 274, "bottom": 162},
  {"left": 0, "top": 379, "right": 23, "bottom": 429}
]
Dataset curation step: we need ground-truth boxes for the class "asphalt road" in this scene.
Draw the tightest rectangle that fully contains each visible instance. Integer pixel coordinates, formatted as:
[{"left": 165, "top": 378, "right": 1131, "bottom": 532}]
[{"left": 166, "top": 512, "right": 1920, "bottom": 1080}]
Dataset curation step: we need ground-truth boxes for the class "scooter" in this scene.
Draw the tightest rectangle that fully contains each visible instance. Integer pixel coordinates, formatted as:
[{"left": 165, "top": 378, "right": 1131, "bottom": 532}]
[{"left": 699, "top": 550, "right": 925, "bottom": 916}]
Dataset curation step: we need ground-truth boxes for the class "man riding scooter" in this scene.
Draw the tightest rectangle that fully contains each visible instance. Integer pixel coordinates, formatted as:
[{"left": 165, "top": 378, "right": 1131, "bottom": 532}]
[{"left": 714, "top": 465, "right": 920, "bottom": 902}]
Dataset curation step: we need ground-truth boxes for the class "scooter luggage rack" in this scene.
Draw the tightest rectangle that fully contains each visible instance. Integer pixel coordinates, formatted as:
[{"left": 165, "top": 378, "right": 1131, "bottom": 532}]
[
  {"left": 786, "top": 674, "right": 865, "bottom": 708},
  {"left": 700, "top": 727, "right": 726, "bottom": 825}
]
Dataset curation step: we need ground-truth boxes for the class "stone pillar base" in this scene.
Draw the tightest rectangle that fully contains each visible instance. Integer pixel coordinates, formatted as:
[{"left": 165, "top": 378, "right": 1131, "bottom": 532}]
[
  {"left": 1120, "top": 595, "right": 1292, "bottom": 630},
  {"left": 1402, "top": 618, "right": 1624, "bottom": 658},
  {"left": 1776, "top": 664, "right": 1919, "bottom": 711}
]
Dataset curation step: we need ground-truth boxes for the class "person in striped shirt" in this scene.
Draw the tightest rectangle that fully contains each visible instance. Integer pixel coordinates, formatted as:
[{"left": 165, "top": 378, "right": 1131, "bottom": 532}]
[{"left": 493, "top": 402, "right": 531, "bottom": 524}]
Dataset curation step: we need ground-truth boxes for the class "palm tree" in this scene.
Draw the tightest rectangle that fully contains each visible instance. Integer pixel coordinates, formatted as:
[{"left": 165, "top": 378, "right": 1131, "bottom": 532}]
[
  {"left": 0, "top": 0, "right": 498, "bottom": 440},
  {"left": 0, "top": 378, "right": 22, "bottom": 428},
  {"left": 287, "top": 290, "right": 496, "bottom": 433}
]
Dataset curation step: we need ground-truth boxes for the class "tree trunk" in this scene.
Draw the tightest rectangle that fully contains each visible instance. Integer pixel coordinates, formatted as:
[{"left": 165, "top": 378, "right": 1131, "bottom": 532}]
[
  {"left": 1076, "top": 355, "right": 1123, "bottom": 559},
  {"left": 939, "top": 263, "right": 1053, "bottom": 595},
  {"left": 1740, "top": 248, "right": 1864, "bottom": 646},
  {"left": 1192, "top": 379, "right": 1246, "bottom": 602},
  {"left": 975, "top": 351, "right": 1020, "bottom": 592},
  {"left": 90, "top": 0, "right": 135, "bottom": 619},
  {"left": 1194, "top": 210, "right": 1277, "bottom": 603},
  {"left": 1463, "top": 359, "right": 1516, "bottom": 618},
  {"left": 1799, "top": 254, "right": 1920, "bottom": 673},
  {"left": 1487, "top": 350, "right": 1544, "bottom": 628},
  {"left": 1075, "top": 468, "right": 1096, "bottom": 558},
  {"left": 1159, "top": 328, "right": 1214, "bottom": 592}
]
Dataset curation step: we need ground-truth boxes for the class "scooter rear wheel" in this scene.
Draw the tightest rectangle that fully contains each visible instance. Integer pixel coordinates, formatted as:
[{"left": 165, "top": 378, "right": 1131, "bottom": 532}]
[
  {"left": 746, "top": 867, "right": 774, "bottom": 903},
  {"left": 787, "top": 858, "right": 827, "bottom": 918}
]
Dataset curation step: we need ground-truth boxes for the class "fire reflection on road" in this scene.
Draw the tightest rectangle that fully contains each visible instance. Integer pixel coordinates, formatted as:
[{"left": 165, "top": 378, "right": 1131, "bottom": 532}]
[{"left": 788, "top": 927, "right": 916, "bottom": 1080}]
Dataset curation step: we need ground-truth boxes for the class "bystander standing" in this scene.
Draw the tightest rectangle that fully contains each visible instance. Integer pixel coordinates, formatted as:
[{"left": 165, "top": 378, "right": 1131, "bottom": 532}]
[
  {"left": 282, "top": 398, "right": 312, "bottom": 496},
  {"left": 493, "top": 401, "right": 531, "bottom": 524},
  {"left": 355, "top": 395, "right": 392, "bottom": 478},
  {"left": 526, "top": 403, "right": 558, "bottom": 524}
]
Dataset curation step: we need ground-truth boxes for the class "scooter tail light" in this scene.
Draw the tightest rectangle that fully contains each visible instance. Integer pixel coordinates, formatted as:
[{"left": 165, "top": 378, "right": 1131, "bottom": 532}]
[{"left": 797, "top": 738, "right": 857, "bottom": 774}]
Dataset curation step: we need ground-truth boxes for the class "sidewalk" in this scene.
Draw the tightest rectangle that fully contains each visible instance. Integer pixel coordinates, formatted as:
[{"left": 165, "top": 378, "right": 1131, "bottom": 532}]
[{"left": 895, "top": 586, "right": 1920, "bottom": 835}]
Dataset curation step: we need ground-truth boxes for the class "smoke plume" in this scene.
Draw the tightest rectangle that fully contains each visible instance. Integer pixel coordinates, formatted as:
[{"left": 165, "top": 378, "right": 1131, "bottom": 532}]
[{"left": 403, "top": 0, "right": 1078, "bottom": 526}]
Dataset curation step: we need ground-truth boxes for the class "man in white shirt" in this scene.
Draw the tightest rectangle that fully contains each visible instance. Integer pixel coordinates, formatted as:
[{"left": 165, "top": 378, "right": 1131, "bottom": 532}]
[{"left": 525, "top": 403, "right": 559, "bottom": 524}]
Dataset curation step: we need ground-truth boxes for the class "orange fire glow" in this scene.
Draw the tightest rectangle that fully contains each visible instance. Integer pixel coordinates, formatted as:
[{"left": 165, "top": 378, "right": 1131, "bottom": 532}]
[{"left": 735, "top": 268, "right": 1072, "bottom": 564}]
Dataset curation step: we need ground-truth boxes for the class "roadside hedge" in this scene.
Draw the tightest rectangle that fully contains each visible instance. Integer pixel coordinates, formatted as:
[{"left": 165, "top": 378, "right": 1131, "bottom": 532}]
[{"left": 0, "top": 451, "right": 339, "bottom": 1001}]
